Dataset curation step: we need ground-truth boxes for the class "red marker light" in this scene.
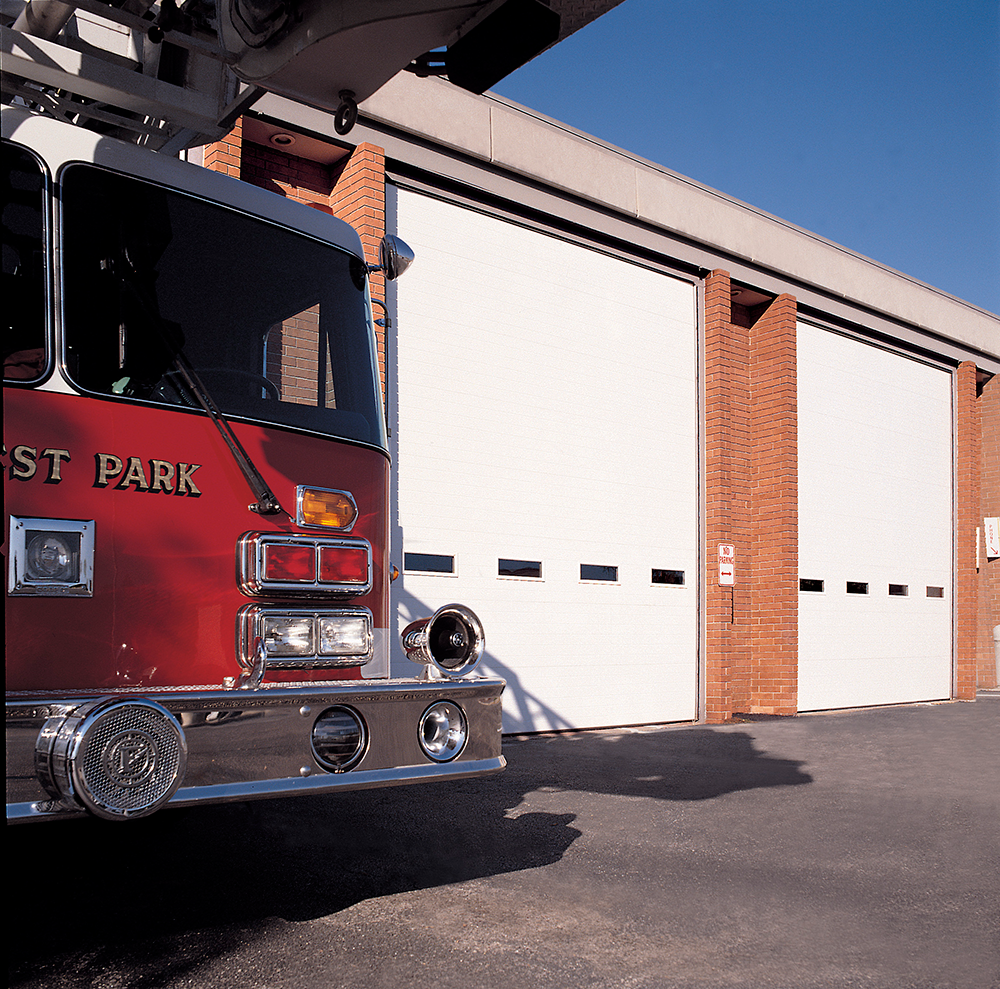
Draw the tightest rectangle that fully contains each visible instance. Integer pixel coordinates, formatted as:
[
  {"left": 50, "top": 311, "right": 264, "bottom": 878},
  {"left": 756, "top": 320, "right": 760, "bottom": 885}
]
[
  {"left": 319, "top": 545, "right": 368, "bottom": 584},
  {"left": 263, "top": 543, "right": 315, "bottom": 582},
  {"left": 241, "top": 534, "right": 371, "bottom": 596}
]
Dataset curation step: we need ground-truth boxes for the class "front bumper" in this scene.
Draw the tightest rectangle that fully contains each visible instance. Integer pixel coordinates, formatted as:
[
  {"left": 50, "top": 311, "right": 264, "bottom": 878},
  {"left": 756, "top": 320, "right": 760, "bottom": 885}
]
[{"left": 6, "top": 677, "right": 505, "bottom": 822}]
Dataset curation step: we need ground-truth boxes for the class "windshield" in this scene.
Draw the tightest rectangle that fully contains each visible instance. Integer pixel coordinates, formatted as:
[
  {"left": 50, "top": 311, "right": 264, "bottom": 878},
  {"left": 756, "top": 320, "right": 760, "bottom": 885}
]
[{"left": 61, "top": 164, "right": 386, "bottom": 450}]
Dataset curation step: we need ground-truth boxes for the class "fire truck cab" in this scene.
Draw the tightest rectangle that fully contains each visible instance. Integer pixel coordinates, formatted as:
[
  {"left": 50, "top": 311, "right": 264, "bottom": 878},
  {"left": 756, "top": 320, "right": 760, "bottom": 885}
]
[{"left": 1, "top": 0, "right": 556, "bottom": 821}]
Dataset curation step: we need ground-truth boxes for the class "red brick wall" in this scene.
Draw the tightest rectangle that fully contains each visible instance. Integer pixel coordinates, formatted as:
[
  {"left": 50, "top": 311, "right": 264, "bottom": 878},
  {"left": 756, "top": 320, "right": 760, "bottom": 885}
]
[
  {"left": 748, "top": 295, "right": 798, "bottom": 715},
  {"left": 241, "top": 141, "right": 333, "bottom": 210},
  {"left": 975, "top": 374, "right": 999, "bottom": 687}
]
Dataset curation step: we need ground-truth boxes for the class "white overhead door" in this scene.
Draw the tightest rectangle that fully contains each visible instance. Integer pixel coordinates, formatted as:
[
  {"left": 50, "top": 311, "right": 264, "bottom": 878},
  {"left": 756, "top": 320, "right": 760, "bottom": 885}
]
[
  {"left": 390, "top": 187, "right": 699, "bottom": 731},
  {"left": 797, "top": 323, "right": 953, "bottom": 711}
]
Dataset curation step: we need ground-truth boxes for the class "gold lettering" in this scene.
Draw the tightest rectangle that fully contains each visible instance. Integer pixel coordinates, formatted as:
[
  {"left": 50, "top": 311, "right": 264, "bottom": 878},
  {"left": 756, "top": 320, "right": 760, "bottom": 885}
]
[
  {"left": 95, "top": 453, "right": 123, "bottom": 487},
  {"left": 149, "top": 460, "right": 175, "bottom": 493},
  {"left": 117, "top": 456, "right": 150, "bottom": 491},
  {"left": 40, "top": 448, "right": 71, "bottom": 483},
  {"left": 10, "top": 445, "right": 37, "bottom": 480},
  {"left": 176, "top": 463, "right": 202, "bottom": 496}
]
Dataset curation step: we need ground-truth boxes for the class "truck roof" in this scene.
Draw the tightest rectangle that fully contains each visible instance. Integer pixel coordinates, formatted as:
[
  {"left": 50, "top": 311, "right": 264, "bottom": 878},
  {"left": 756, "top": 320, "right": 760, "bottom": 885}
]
[{"left": 2, "top": 105, "right": 367, "bottom": 259}]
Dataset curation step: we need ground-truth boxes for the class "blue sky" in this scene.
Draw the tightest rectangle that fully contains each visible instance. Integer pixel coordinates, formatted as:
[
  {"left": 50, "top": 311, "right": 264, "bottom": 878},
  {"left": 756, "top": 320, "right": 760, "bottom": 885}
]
[{"left": 491, "top": 0, "right": 1000, "bottom": 317}]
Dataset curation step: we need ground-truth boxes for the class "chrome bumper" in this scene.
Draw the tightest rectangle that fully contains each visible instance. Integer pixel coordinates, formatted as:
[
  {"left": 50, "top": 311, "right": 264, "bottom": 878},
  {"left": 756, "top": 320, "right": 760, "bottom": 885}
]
[{"left": 6, "top": 677, "right": 505, "bottom": 823}]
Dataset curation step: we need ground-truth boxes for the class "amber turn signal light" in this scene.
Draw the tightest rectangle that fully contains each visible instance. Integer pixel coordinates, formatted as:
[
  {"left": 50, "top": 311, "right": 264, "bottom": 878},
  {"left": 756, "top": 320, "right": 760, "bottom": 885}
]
[{"left": 297, "top": 486, "right": 358, "bottom": 530}]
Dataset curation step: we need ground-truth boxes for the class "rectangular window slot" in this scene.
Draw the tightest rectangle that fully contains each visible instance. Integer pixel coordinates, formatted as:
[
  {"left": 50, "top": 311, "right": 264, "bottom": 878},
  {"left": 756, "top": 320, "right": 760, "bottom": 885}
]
[
  {"left": 499, "top": 558, "right": 541, "bottom": 579},
  {"left": 926, "top": 586, "right": 945, "bottom": 598},
  {"left": 652, "top": 569, "right": 685, "bottom": 585},
  {"left": 799, "top": 578, "right": 824, "bottom": 592},
  {"left": 581, "top": 564, "right": 618, "bottom": 582},
  {"left": 888, "top": 584, "right": 909, "bottom": 596},
  {"left": 403, "top": 553, "right": 454, "bottom": 574},
  {"left": 846, "top": 582, "right": 869, "bottom": 595}
]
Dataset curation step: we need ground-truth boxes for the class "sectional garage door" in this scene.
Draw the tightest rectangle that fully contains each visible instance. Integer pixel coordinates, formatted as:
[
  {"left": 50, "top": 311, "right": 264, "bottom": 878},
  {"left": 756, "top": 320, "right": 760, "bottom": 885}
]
[
  {"left": 797, "top": 323, "right": 954, "bottom": 711},
  {"left": 389, "top": 187, "right": 699, "bottom": 731}
]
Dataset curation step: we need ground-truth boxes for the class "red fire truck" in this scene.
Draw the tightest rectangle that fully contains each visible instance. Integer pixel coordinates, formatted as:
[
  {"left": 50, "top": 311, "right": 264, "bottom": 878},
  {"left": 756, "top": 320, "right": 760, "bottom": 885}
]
[{"left": 1, "top": 0, "right": 575, "bottom": 822}]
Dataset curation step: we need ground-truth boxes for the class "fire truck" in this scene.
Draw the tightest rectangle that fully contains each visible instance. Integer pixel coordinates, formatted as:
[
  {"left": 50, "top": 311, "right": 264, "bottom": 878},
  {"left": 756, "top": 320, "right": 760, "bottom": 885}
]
[{"left": 3, "top": 0, "right": 576, "bottom": 822}]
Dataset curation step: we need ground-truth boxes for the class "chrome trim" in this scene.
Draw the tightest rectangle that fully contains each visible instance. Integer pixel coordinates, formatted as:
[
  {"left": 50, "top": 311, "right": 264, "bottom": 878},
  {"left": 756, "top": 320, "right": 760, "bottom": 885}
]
[
  {"left": 237, "top": 605, "right": 373, "bottom": 670},
  {"left": 238, "top": 531, "right": 373, "bottom": 597},
  {"left": 7, "top": 757, "right": 507, "bottom": 821},
  {"left": 8, "top": 517, "right": 95, "bottom": 597},
  {"left": 295, "top": 485, "right": 358, "bottom": 532},
  {"left": 7, "top": 678, "right": 506, "bottom": 822}
]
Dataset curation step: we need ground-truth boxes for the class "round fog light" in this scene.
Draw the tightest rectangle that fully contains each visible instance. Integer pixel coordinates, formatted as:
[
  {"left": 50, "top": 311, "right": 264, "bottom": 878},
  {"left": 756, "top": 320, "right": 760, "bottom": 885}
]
[
  {"left": 312, "top": 706, "right": 366, "bottom": 772},
  {"left": 418, "top": 701, "right": 467, "bottom": 762}
]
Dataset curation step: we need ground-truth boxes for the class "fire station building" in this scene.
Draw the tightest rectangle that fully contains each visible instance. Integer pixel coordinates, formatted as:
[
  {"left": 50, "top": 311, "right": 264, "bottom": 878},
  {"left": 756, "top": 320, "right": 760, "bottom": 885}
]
[{"left": 198, "top": 74, "right": 1000, "bottom": 732}]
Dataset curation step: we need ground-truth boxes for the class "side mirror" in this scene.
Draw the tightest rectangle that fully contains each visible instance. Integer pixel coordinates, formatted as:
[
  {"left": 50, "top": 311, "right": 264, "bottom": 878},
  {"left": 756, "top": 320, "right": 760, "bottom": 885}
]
[{"left": 376, "top": 235, "right": 414, "bottom": 281}]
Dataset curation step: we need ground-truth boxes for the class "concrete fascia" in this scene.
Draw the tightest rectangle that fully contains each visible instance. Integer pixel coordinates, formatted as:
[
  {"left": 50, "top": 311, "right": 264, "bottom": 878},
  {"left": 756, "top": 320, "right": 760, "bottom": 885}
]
[{"left": 282, "top": 75, "right": 1000, "bottom": 362}]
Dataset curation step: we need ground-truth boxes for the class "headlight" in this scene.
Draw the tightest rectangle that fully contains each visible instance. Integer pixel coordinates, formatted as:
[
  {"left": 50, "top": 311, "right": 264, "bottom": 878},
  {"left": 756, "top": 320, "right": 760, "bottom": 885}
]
[
  {"left": 239, "top": 607, "right": 373, "bottom": 669},
  {"left": 318, "top": 615, "right": 370, "bottom": 656},
  {"left": 27, "top": 532, "right": 76, "bottom": 580},
  {"left": 8, "top": 517, "right": 95, "bottom": 597},
  {"left": 262, "top": 615, "right": 314, "bottom": 656}
]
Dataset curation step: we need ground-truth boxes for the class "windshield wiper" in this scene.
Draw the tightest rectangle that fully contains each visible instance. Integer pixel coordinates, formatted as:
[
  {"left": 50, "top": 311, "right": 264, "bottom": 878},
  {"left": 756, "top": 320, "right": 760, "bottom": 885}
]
[
  {"left": 167, "top": 353, "right": 283, "bottom": 516},
  {"left": 110, "top": 208, "right": 283, "bottom": 517}
]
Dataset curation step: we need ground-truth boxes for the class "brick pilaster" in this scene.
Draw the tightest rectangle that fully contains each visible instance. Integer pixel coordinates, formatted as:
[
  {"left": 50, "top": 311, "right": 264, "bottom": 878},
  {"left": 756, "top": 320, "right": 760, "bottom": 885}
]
[
  {"left": 209, "top": 125, "right": 389, "bottom": 405},
  {"left": 704, "top": 273, "right": 799, "bottom": 721},
  {"left": 748, "top": 295, "right": 798, "bottom": 714},
  {"left": 703, "top": 270, "right": 750, "bottom": 722},
  {"left": 203, "top": 117, "right": 242, "bottom": 179},
  {"left": 956, "top": 362, "right": 981, "bottom": 698},
  {"left": 328, "top": 144, "right": 387, "bottom": 391},
  {"left": 976, "top": 373, "right": 999, "bottom": 687}
]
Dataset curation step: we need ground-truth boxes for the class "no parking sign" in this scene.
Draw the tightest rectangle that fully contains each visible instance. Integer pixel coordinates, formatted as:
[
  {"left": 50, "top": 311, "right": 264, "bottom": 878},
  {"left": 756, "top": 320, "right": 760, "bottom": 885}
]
[{"left": 718, "top": 544, "right": 736, "bottom": 586}]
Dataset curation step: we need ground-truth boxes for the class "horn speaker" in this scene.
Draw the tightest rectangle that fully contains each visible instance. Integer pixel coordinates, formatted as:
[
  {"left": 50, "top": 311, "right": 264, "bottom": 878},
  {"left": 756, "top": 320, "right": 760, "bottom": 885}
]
[{"left": 401, "top": 603, "right": 485, "bottom": 679}]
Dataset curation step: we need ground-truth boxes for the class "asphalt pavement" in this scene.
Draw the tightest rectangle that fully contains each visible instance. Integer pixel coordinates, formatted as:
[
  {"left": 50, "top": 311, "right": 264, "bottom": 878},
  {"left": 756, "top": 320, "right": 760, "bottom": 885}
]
[{"left": 8, "top": 693, "right": 1000, "bottom": 989}]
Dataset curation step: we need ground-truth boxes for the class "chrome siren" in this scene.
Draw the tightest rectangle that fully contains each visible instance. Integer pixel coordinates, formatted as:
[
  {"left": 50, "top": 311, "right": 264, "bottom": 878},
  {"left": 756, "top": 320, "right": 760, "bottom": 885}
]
[{"left": 401, "top": 604, "right": 485, "bottom": 679}]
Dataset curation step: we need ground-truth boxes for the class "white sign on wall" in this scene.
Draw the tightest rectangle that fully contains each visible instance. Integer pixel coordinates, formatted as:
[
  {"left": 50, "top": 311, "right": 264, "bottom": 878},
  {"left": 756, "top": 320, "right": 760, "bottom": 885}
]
[
  {"left": 985, "top": 518, "right": 1000, "bottom": 559},
  {"left": 718, "top": 543, "right": 736, "bottom": 586}
]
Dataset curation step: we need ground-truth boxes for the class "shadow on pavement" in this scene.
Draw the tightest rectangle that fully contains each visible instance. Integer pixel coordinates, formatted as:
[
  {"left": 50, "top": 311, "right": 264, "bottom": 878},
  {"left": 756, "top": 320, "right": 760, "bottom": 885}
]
[
  {"left": 7, "top": 724, "right": 811, "bottom": 987},
  {"left": 502, "top": 723, "right": 813, "bottom": 802}
]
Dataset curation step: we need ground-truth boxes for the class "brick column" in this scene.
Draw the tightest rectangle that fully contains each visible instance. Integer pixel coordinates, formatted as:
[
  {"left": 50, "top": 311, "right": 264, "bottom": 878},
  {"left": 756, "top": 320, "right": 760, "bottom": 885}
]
[
  {"left": 703, "top": 272, "right": 799, "bottom": 721},
  {"left": 748, "top": 295, "right": 798, "bottom": 714},
  {"left": 328, "top": 144, "right": 388, "bottom": 393},
  {"left": 205, "top": 124, "right": 389, "bottom": 406},
  {"left": 703, "top": 270, "right": 750, "bottom": 722},
  {"left": 956, "top": 361, "right": 980, "bottom": 698},
  {"left": 976, "top": 374, "right": 999, "bottom": 687},
  {"left": 203, "top": 118, "right": 242, "bottom": 179}
]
